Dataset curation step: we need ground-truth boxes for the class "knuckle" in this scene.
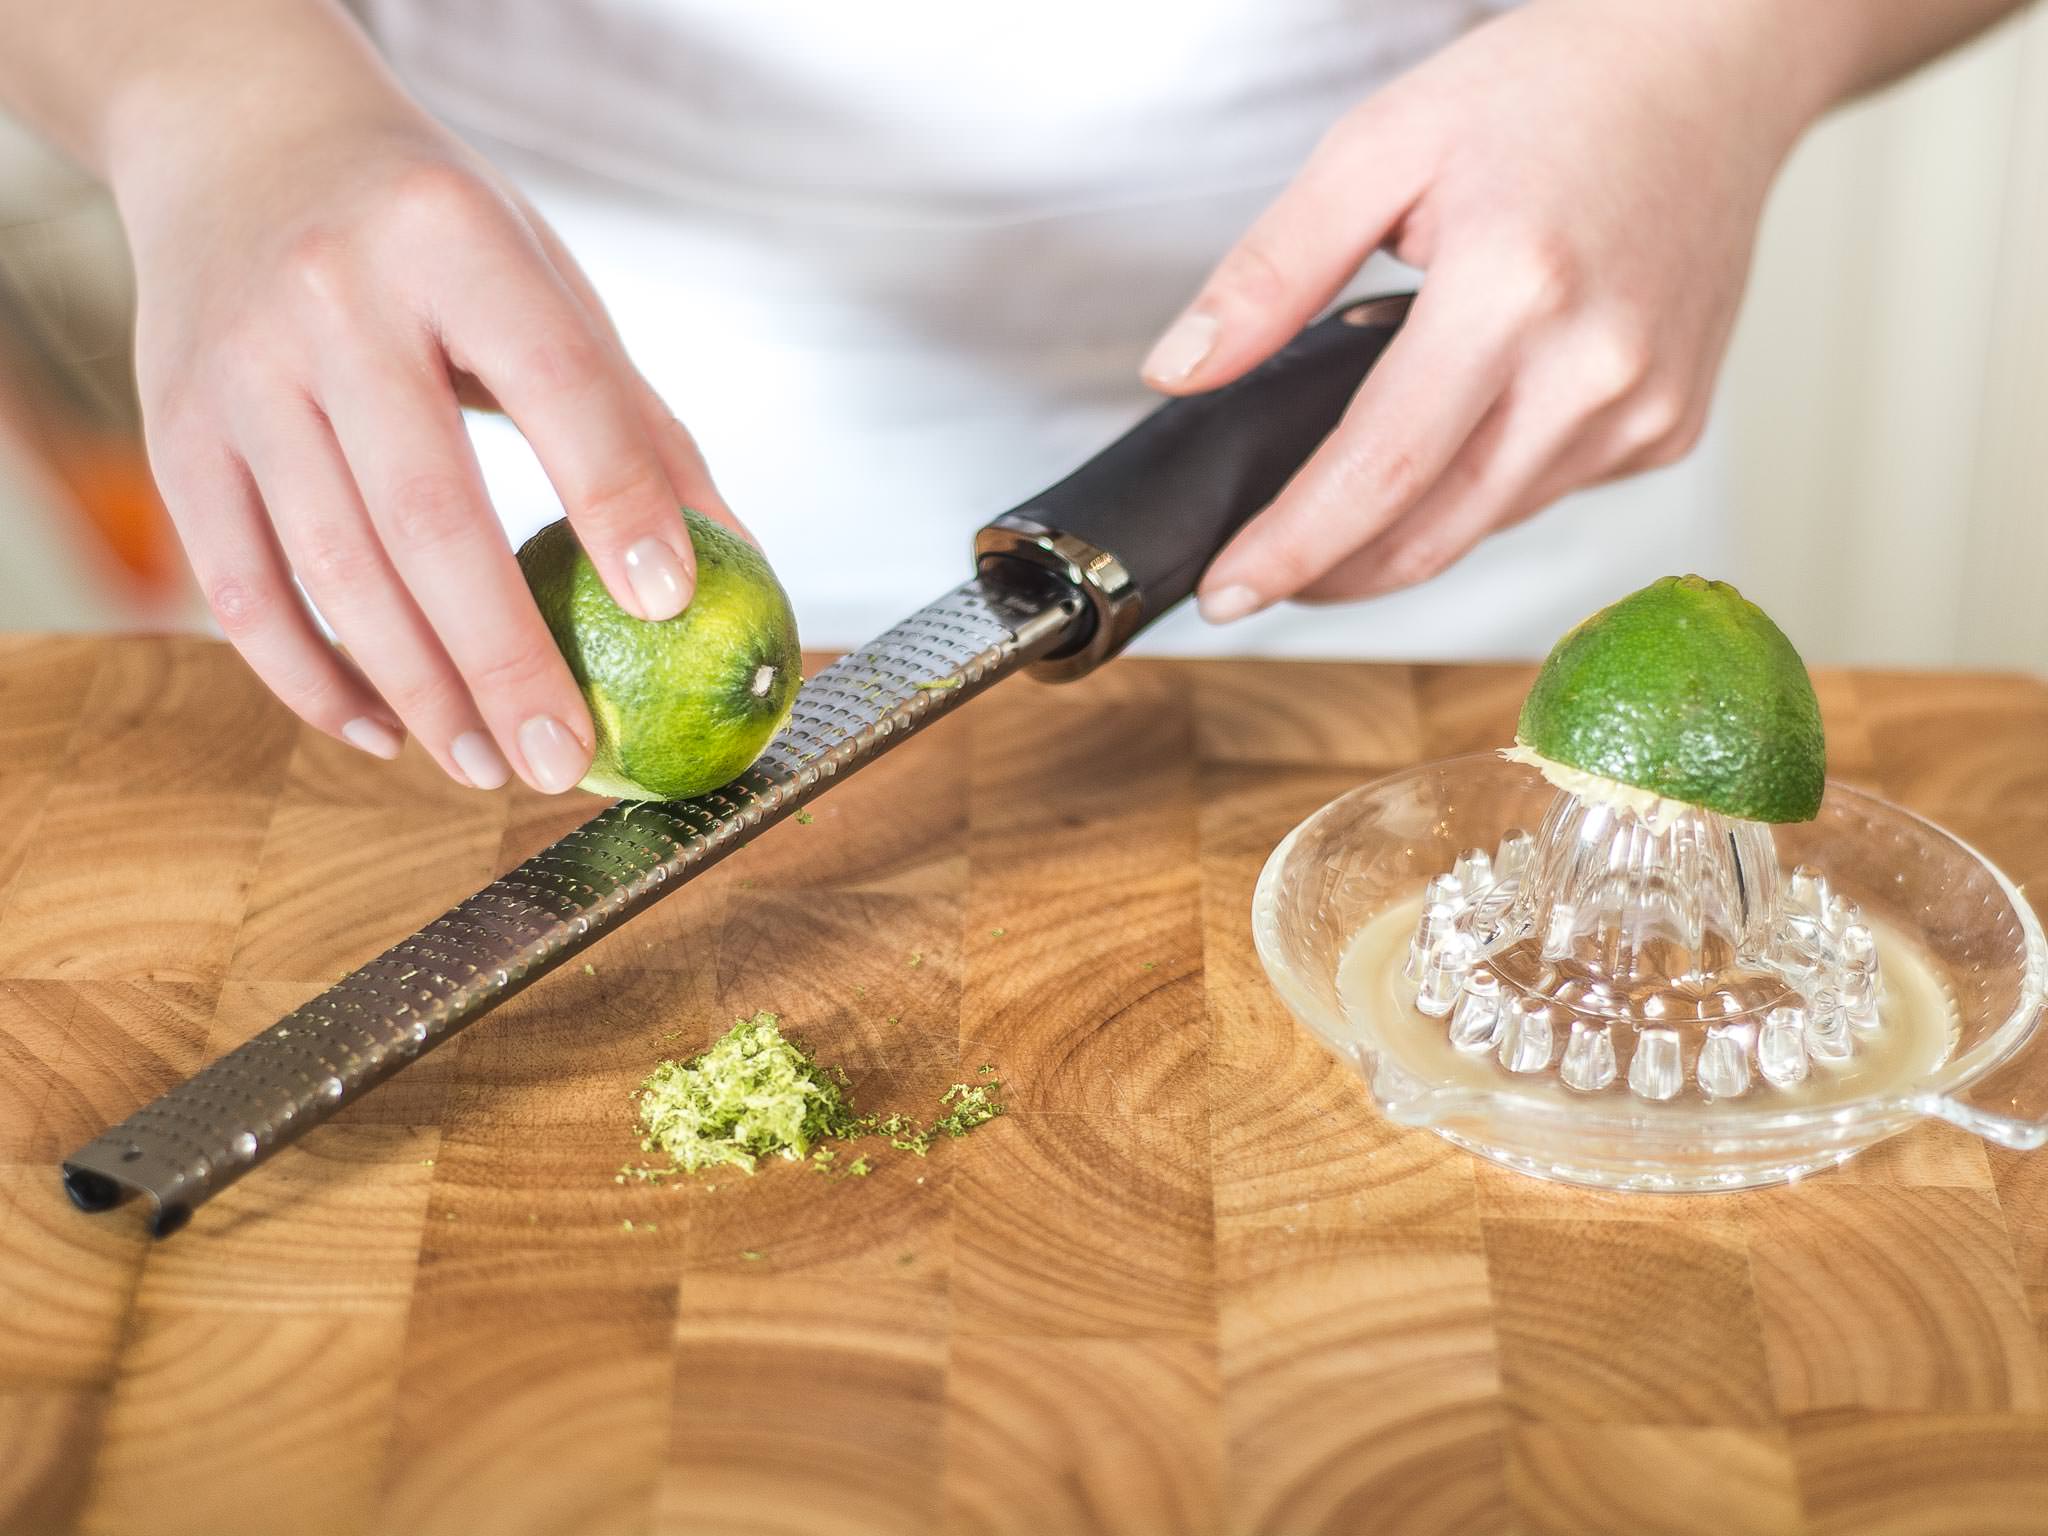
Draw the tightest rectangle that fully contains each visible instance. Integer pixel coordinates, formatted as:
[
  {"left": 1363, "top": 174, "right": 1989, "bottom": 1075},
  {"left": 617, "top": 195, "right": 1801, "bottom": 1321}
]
[
  {"left": 1360, "top": 445, "right": 1428, "bottom": 511},
  {"left": 1314, "top": 99, "right": 1394, "bottom": 188},
  {"left": 208, "top": 329, "right": 304, "bottom": 414},
  {"left": 1507, "top": 233, "right": 1581, "bottom": 322},
  {"left": 281, "top": 227, "right": 355, "bottom": 311},
  {"left": 519, "top": 331, "right": 610, "bottom": 396},
  {"left": 205, "top": 570, "right": 277, "bottom": 640},
  {"left": 1209, "top": 239, "right": 1292, "bottom": 313},
  {"left": 266, "top": 656, "right": 345, "bottom": 721},
  {"left": 1381, "top": 538, "right": 1458, "bottom": 591},
  {"left": 572, "top": 466, "right": 673, "bottom": 543},
  {"left": 382, "top": 470, "right": 479, "bottom": 550},
  {"left": 382, "top": 160, "right": 494, "bottom": 237},
  {"left": 296, "top": 531, "right": 382, "bottom": 593},
  {"left": 648, "top": 397, "right": 699, "bottom": 449},
  {"left": 141, "top": 382, "right": 208, "bottom": 448},
  {"left": 208, "top": 330, "right": 283, "bottom": 401},
  {"left": 1581, "top": 323, "right": 1654, "bottom": 404},
  {"left": 381, "top": 672, "right": 465, "bottom": 729},
  {"left": 141, "top": 417, "right": 216, "bottom": 503},
  {"left": 1327, "top": 98, "right": 1381, "bottom": 151},
  {"left": 1644, "top": 409, "right": 1706, "bottom": 467},
  {"left": 1256, "top": 537, "right": 1326, "bottom": 602},
  {"left": 1631, "top": 387, "right": 1690, "bottom": 450},
  {"left": 462, "top": 641, "right": 559, "bottom": 701}
]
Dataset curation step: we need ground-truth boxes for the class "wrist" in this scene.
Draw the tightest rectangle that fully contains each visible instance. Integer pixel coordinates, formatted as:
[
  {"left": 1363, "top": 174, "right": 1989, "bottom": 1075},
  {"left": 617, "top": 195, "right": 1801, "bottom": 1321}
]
[
  {"left": 106, "top": 80, "right": 439, "bottom": 253},
  {"left": 1540, "top": 0, "right": 1840, "bottom": 164},
  {"left": 1670, "top": 0, "right": 1844, "bottom": 157},
  {"left": 100, "top": 4, "right": 418, "bottom": 204},
  {"left": 1655, "top": 0, "right": 1949, "bottom": 140}
]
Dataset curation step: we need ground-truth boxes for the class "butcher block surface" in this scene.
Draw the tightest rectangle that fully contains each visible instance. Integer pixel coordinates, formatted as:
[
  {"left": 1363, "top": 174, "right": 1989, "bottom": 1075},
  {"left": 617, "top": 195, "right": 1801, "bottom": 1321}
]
[{"left": 3, "top": 633, "right": 2048, "bottom": 1536}]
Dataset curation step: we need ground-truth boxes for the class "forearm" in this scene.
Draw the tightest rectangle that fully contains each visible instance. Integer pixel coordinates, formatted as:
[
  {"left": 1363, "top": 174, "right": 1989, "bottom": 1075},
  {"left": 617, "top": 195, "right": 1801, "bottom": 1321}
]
[{"left": 0, "top": 0, "right": 409, "bottom": 185}]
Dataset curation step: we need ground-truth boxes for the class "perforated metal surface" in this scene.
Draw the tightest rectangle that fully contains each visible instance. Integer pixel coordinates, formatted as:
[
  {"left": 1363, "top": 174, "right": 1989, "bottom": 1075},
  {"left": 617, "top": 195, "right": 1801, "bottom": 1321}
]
[{"left": 63, "top": 573, "right": 1086, "bottom": 1235}]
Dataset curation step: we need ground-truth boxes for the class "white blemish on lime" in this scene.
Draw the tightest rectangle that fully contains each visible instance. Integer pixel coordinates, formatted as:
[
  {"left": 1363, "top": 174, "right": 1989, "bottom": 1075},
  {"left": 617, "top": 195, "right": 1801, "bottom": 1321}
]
[{"left": 1500, "top": 742, "right": 1692, "bottom": 830}]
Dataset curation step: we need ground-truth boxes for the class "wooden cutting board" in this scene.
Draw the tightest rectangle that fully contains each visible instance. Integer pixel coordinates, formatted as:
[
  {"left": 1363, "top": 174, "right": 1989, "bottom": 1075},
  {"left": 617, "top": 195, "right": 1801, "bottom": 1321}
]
[{"left": 3, "top": 634, "right": 2048, "bottom": 1536}]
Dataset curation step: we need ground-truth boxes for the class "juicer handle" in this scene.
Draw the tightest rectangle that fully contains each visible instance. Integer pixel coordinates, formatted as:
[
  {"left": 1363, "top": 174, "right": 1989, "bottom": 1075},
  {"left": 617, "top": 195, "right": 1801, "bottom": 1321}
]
[
  {"left": 1921, "top": 1094, "right": 2048, "bottom": 1152},
  {"left": 1918, "top": 935, "right": 2048, "bottom": 1149},
  {"left": 976, "top": 292, "right": 1412, "bottom": 679},
  {"left": 1923, "top": 1067, "right": 2048, "bottom": 1152}
]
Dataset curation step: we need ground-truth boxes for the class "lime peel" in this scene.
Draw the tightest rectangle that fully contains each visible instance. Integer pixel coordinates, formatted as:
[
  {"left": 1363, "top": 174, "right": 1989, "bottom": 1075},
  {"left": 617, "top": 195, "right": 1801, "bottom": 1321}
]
[
  {"left": 1516, "top": 573, "right": 1825, "bottom": 824},
  {"left": 520, "top": 510, "right": 801, "bottom": 802},
  {"left": 629, "top": 1011, "right": 1003, "bottom": 1180}
]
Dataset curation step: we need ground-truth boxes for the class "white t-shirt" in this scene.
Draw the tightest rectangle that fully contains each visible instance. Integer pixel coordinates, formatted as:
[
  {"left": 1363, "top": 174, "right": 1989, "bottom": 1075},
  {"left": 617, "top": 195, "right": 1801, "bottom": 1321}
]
[{"left": 361, "top": 0, "right": 1728, "bottom": 657}]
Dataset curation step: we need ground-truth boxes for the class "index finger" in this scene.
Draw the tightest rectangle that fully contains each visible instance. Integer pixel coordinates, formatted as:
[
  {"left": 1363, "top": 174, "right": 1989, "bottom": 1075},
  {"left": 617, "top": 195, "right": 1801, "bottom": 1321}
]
[
  {"left": 308, "top": 325, "right": 598, "bottom": 796},
  {"left": 1194, "top": 268, "right": 1518, "bottom": 620},
  {"left": 433, "top": 241, "right": 700, "bottom": 624},
  {"left": 1145, "top": 98, "right": 1428, "bottom": 395}
]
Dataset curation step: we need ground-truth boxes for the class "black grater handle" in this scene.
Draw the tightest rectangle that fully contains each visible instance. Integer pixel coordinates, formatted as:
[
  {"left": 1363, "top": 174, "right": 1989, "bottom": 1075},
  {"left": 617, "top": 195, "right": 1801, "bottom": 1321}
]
[{"left": 979, "top": 291, "right": 1411, "bottom": 671}]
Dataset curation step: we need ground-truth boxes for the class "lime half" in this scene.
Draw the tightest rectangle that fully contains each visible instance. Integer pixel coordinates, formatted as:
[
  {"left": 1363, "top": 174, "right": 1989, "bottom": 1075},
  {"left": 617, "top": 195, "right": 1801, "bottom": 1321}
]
[
  {"left": 519, "top": 511, "right": 801, "bottom": 801},
  {"left": 1513, "top": 574, "right": 1824, "bottom": 825}
]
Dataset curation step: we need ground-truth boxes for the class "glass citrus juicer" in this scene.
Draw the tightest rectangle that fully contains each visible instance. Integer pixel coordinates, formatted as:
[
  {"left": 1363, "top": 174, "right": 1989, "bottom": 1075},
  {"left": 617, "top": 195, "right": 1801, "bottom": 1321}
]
[{"left": 1253, "top": 579, "right": 2048, "bottom": 1191}]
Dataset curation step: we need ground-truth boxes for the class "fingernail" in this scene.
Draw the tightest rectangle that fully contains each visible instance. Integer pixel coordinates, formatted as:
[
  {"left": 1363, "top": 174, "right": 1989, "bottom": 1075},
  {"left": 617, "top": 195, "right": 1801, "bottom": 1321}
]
[
  {"left": 518, "top": 714, "right": 588, "bottom": 795},
  {"left": 1142, "top": 310, "right": 1219, "bottom": 385},
  {"left": 622, "top": 536, "right": 690, "bottom": 621},
  {"left": 451, "top": 730, "right": 512, "bottom": 791},
  {"left": 341, "top": 716, "right": 403, "bottom": 761},
  {"left": 1198, "top": 584, "right": 1264, "bottom": 625}
]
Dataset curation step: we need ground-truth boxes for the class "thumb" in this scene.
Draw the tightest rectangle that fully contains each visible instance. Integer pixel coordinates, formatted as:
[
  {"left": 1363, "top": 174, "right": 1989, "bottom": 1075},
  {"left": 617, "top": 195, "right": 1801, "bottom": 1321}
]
[{"left": 1141, "top": 102, "right": 1426, "bottom": 395}]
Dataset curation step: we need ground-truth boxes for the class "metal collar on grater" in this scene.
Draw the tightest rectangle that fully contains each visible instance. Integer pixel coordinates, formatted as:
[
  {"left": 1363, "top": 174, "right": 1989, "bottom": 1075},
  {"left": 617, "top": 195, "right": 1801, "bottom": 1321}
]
[{"left": 62, "top": 570, "right": 1087, "bottom": 1236}]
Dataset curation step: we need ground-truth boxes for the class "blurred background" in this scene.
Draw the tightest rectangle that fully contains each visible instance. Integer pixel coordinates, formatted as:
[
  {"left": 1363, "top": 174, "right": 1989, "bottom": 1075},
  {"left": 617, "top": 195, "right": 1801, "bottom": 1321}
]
[{"left": 0, "top": 8, "right": 2042, "bottom": 667}]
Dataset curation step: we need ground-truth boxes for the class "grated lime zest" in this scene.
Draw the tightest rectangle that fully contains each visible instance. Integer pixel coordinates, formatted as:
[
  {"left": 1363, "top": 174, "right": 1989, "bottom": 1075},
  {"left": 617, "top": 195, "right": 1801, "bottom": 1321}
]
[{"left": 632, "top": 1011, "right": 1004, "bottom": 1180}]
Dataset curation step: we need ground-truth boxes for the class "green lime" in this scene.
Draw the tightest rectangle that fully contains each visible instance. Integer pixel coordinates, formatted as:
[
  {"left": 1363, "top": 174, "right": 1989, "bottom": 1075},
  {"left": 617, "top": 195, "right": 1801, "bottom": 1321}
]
[
  {"left": 1516, "top": 574, "right": 1824, "bottom": 824},
  {"left": 518, "top": 511, "right": 801, "bottom": 801}
]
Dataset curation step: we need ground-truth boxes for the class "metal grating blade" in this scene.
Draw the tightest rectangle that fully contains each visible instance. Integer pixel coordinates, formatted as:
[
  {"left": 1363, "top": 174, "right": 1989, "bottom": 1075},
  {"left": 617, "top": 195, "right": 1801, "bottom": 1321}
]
[{"left": 63, "top": 571, "right": 1086, "bottom": 1235}]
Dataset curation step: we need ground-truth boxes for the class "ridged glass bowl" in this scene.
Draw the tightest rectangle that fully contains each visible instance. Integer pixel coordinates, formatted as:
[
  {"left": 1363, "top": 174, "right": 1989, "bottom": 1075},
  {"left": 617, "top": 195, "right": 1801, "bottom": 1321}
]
[{"left": 1252, "top": 754, "right": 2048, "bottom": 1190}]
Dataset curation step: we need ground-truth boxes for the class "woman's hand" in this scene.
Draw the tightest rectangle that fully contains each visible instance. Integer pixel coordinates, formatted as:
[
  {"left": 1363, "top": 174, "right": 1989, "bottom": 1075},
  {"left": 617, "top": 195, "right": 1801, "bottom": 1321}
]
[
  {"left": 113, "top": 73, "right": 732, "bottom": 792},
  {"left": 1144, "top": 0, "right": 1829, "bottom": 622}
]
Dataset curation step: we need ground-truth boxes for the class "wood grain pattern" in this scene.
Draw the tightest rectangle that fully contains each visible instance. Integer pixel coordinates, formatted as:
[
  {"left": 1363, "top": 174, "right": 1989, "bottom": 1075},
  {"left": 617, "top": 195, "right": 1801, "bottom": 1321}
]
[{"left": 2, "top": 637, "right": 2047, "bottom": 1535}]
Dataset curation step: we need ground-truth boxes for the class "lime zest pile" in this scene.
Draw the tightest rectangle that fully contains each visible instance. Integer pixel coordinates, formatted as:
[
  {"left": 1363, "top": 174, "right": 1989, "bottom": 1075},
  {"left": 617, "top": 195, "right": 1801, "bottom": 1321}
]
[{"left": 626, "top": 1012, "right": 1004, "bottom": 1181}]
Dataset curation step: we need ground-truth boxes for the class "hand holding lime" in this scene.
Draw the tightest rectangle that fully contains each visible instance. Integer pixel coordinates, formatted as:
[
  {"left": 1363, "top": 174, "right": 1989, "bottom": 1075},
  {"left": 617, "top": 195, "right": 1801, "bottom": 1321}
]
[
  {"left": 518, "top": 511, "right": 801, "bottom": 800},
  {"left": 1514, "top": 574, "right": 1824, "bottom": 824}
]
